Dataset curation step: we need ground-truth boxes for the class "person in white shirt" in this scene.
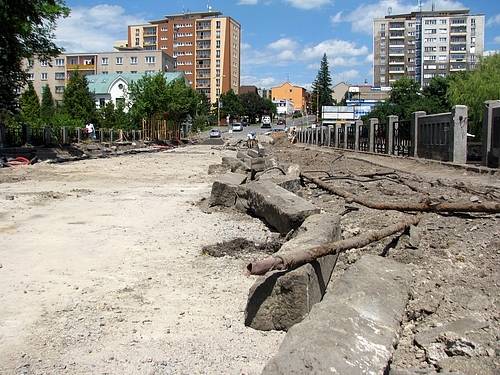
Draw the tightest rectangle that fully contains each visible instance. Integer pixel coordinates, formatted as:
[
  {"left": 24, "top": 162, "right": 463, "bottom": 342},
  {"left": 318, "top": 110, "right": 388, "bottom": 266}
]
[{"left": 85, "top": 123, "right": 95, "bottom": 140}]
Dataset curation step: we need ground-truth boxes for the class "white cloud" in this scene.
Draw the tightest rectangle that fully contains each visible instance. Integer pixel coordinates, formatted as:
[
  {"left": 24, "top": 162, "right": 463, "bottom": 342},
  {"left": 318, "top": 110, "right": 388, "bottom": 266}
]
[
  {"left": 302, "top": 39, "right": 369, "bottom": 59},
  {"left": 365, "top": 53, "right": 374, "bottom": 63},
  {"left": 238, "top": 0, "right": 259, "bottom": 4},
  {"left": 333, "top": 69, "right": 360, "bottom": 83},
  {"left": 241, "top": 75, "right": 278, "bottom": 88},
  {"left": 330, "top": 11, "right": 343, "bottom": 24},
  {"left": 55, "top": 4, "right": 146, "bottom": 52},
  {"left": 336, "top": 0, "right": 465, "bottom": 34},
  {"left": 268, "top": 38, "right": 298, "bottom": 50},
  {"left": 487, "top": 14, "right": 500, "bottom": 27},
  {"left": 284, "top": 0, "right": 331, "bottom": 10},
  {"left": 495, "top": 36, "right": 500, "bottom": 44}
]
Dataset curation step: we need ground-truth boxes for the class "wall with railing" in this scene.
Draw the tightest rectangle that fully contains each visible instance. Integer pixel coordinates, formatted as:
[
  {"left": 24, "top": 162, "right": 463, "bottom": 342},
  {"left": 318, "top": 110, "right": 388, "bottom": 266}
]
[{"left": 296, "top": 105, "right": 470, "bottom": 165}]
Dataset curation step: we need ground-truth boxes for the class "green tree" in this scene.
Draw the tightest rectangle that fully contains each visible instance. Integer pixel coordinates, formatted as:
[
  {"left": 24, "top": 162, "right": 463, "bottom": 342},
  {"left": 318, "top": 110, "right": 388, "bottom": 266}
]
[
  {"left": 239, "top": 92, "right": 265, "bottom": 123},
  {"left": 0, "top": 0, "right": 69, "bottom": 111},
  {"left": 219, "top": 89, "right": 243, "bottom": 120},
  {"left": 19, "top": 82, "right": 40, "bottom": 125},
  {"left": 40, "top": 84, "right": 55, "bottom": 122},
  {"left": 98, "top": 101, "right": 117, "bottom": 129},
  {"left": 448, "top": 54, "right": 500, "bottom": 137},
  {"left": 311, "top": 53, "right": 333, "bottom": 117},
  {"left": 128, "top": 73, "right": 200, "bottom": 126},
  {"left": 62, "top": 71, "right": 96, "bottom": 124}
]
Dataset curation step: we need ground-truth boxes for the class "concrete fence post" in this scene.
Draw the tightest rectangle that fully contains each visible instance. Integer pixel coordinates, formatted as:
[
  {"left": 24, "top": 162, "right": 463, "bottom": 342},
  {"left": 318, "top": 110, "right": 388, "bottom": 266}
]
[
  {"left": 451, "top": 105, "right": 468, "bottom": 164},
  {"left": 327, "top": 125, "right": 332, "bottom": 146},
  {"left": 387, "top": 115, "right": 398, "bottom": 155},
  {"left": 411, "top": 111, "right": 426, "bottom": 158},
  {"left": 482, "top": 100, "right": 500, "bottom": 168},
  {"left": 61, "top": 127, "right": 67, "bottom": 144},
  {"left": 355, "top": 120, "right": 362, "bottom": 151},
  {"left": 315, "top": 127, "right": 319, "bottom": 145},
  {"left": 77, "top": 128, "right": 81, "bottom": 143},
  {"left": 110, "top": 129, "right": 114, "bottom": 143},
  {"left": 368, "top": 118, "right": 378, "bottom": 153},
  {"left": 334, "top": 123, "right": 340, "bottom": 148},
  {"left": 0, "top": 123, "right": 5, "bottom": 148},
  {"left": 343, "top": 123, "right": 348, "bottom": 149}
]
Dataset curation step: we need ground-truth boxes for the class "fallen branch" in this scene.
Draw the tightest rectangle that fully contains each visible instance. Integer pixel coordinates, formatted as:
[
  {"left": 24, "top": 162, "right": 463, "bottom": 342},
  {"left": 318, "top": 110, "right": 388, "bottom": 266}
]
[
  {"left": 301, "top": 172, "right": 500, "bottom": 214},
  {"left": 247, "top": 214, "right": 421, "bottom": 275}
]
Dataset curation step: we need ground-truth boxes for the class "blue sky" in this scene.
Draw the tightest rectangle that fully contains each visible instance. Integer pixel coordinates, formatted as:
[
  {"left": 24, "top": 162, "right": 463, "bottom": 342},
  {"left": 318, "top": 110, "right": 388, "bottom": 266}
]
[{"left": 58, "top": 0, "right": 500, "bottom": 89}]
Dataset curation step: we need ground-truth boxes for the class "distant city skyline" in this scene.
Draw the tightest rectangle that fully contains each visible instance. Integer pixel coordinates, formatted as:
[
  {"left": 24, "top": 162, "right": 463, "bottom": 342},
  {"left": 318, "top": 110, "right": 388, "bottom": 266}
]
[{"left": 57, "top": 0, "right": 500, "bottom": 89}]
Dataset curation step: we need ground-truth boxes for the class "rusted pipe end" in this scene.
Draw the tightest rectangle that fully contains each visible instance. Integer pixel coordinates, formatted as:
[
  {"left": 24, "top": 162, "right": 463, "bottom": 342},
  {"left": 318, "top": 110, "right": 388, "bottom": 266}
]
[{"left": 246, "top": 257, "right": 283, "bottom": 276}]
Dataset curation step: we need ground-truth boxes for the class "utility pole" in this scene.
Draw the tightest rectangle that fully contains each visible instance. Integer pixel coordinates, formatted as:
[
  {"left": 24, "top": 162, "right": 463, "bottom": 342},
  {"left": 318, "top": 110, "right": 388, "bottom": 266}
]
[{"left": 316, "top": 90, "right": 320, "bottom": 123}]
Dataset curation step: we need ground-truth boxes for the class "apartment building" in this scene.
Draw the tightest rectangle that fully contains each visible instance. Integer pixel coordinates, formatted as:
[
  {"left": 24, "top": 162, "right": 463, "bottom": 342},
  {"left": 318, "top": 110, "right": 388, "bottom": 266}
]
[
  {"left": 25, "top": 50, "right": 174, "bottom": 103},
  {"left": 373, "top": 9, "right": 484, "bottom": 87},
  {"left": 271, "top": 82, "right": 307, "bottom": 113},
  {"left": 127, "top": 11, "right": 241, "bottom": 103}
]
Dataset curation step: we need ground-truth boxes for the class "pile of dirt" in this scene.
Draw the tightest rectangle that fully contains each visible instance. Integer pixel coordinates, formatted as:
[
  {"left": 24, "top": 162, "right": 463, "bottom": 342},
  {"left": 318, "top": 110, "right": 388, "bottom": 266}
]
[
  {"left": 266, "top": 144, "right": 500, "bottom": 375},
  {"left": 202, "top": 237, "right": 282, "bottom": 259}
]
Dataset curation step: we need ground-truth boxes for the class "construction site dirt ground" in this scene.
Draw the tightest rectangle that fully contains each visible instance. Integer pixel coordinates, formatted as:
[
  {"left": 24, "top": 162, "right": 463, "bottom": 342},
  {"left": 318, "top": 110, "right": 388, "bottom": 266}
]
[
  {"left": 0, "top": 146, "right": 284, "bottom": 375},
  {"left": 1, "top": 142, "right": 499, "bottom": 375}
]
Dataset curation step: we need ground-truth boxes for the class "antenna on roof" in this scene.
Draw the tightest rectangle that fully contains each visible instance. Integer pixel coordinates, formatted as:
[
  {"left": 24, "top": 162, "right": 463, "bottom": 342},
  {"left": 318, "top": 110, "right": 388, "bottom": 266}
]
[
  {"left": 418, "top": 0, "right": 422, "bottom": 12},
  {"left": 432, "top": 1, "right": 435, "bottom": 11},
  {"left": 388, "top": 6, "right": 392, "bottom": 15}
]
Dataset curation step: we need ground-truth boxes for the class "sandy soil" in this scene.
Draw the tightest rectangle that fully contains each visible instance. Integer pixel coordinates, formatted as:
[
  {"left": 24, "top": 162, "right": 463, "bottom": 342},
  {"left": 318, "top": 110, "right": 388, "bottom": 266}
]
[{"left": 0, "top": 146, "right": 284, "bottom": 375}]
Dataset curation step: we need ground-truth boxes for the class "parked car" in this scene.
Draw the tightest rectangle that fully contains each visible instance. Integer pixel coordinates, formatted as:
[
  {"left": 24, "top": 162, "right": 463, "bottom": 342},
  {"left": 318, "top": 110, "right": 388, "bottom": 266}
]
[
  {"left": 232, "top": 123, "right": 243, "bottom": 132},
  {"left": 261, "top": 115, "right": 272, "bottom": 128},
  {"left": 209, "top": 129, "right": 221, "bottom": 138},
  {"left": 241, "top": 118, "right": 249, "bottom": 127}
]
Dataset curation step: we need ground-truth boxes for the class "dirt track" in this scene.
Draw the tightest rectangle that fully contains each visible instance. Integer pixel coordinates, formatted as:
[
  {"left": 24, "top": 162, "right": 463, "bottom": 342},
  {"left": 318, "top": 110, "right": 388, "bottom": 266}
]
[{"left": 0, "top": 146, "right": 284, "bottom": 375}]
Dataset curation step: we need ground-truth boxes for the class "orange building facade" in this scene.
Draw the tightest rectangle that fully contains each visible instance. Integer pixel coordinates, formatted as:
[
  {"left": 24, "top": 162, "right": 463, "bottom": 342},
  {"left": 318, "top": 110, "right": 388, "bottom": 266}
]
[{"left": 271, "top": 82, "right": 307, "bottom": 113}]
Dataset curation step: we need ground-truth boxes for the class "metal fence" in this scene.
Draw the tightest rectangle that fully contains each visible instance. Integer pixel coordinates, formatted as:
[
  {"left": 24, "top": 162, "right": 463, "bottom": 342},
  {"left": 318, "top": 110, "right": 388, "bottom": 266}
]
[{"left": 393, "top": 120, "right": 412, "bottom": 157}]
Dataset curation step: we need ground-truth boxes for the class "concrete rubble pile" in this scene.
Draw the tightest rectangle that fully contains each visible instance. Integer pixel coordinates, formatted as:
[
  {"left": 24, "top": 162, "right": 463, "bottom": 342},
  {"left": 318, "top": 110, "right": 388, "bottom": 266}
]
[{"left": 207, "top": 142, "right": 423, "bottom": 374}]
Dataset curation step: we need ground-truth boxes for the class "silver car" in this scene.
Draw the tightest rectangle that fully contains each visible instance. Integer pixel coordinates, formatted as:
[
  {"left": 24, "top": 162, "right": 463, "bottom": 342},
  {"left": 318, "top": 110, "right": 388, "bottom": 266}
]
[
  {"left": 232, "top": 123, "right": 243, "bottom": 132},
  {"left": 209, "top": 129, "right": 221, "bottom": 138}
]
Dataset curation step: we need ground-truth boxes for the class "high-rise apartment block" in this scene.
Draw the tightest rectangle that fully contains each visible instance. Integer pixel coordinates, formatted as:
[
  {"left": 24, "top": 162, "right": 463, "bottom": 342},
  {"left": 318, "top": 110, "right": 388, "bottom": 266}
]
[
  {"left": 126, "top": 11, "right": 241, "bottom": 103},
  {"left": 25, "top": 50, "right": 174, "bottom": 103},
  {"left": 373, "top": 9, "right": 484, "bottom": 87}
]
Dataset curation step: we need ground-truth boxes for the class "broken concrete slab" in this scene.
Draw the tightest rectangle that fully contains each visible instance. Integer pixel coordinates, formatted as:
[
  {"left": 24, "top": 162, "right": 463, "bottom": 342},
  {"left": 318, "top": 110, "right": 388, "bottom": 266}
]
[
  {"left": 236, "top": 150, "right": 252, "bottom": 164},
  {"left": 221, "top": 156, "right": 249, "bottom": 173},
  {"left": 262, "top": 255, "right": 413, "bottom": 375},
  {"left": 242, "top": 180, "right": 319, "bottom": 234},
  {"left": 259, "top": 175, "right": 301, "bottom": 193},
  {"left": 245, "top": 213, "right": 340, "bottom": 331},
  {"left": 247, "top": 149, "right": 259, "bottom": 158},
  {"left": 248, "top": 157, "right": 266, "bottom": 172},
  {"left": 208, "top": 164, "right": 230, "bottom": 175},
  {"left": 210, "top": 172, "right": 247, "bottom": 207}
]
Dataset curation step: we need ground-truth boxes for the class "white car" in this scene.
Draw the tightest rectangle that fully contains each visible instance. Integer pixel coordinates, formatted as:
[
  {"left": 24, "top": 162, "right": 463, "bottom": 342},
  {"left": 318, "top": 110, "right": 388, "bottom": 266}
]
[
  {"left": 261, "top": 115, "right": 272, "bottom": 128},
  {"left": 232, "top": 123, "right": 243, "bottom": 132}
]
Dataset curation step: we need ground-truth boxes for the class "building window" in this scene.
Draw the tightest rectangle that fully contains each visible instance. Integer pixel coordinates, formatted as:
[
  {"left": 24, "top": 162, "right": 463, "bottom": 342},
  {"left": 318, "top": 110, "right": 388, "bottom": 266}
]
[
  {"left": 145, "top": 56, "right": 156, "bottom": 64},
  {"left": 40, "top": 60, "right": 48, "bottom": 67},
  {"left": 101, "top": 57, "right": 109, "bottom": 65},
  {"left": 55, "top": 58, "right": 65, "bottom": 66},
  {"left": 116, "top": 71, "right": 123, "bottom": 74},
  {"left": 145, "top": 70, "right": 155, "bottom": 74},
  {"left": 216, "top": 50, "right": 221, "bottom": 58},
  {"left": 216, "top": 40, "right": 221, "bottom": 48},
  {"left": 161, "top": 26, "right": 168, "bottom": 31},
  {"left": 216, "top": 21, "right": 221, "bottom": 29},
  {"left": 55, "top": 86, "right": 65, "bottom": 94},
  {"left": 130, "top": 56, "right": 138, "bottom": 65},
  {"left": 216, "top": 30, "right": 221, "bottom": 39},
  {"left": 131, "top": 71, "right": 137, "bottom": 74},
  {"left": 41, "top": 72, "right": 48, "bottom": 80},
  {"left": 439, "top": 46, "right": 447, "bottom": 52},
  {"left": 99, "top": 98, "right": 106, "bottom": 108},
  {"left": 116, "top": 57, "right": 123, "bottom": 65},
  {"left": 27, "top": 73, "right": 34, "bottom": 81},
  {"left": 102, "top": 71, "right": 108, "bottom": 75},
  {"left": 135, "top": 38, "right": 140, "bottom": 45},
  {"left": 216, "top": 59, "right": 220, "bottom": 67},
  {"left": 55, "top": 72, "right": 65, "bottom": 80},
  {"left": 440, "top": 19, "right": 447, "bottom": 25}
]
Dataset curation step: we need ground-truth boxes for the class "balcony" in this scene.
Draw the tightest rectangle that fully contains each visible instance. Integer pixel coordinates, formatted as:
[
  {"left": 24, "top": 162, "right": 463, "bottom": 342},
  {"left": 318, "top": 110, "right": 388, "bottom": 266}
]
[
  {"left": 197, "top": 42, "right": 211, "bottom": 50},
  {"left": 389, "top": 68, "right": 405, "bottom": 74},
  {"left": 196, "top": 53, "right": 211, "bottom": 59},
  {"left": 67, "top": 64, "right": 95, "bottom": 71},
  {"left": 196, "top": 22, "right": 211, "bottom": 31},
  {"left": 196, "top": 64, "right": 211, "bottom": 69},
  {"left": 389, "top": 23, "right": 405, "bottom": 30},
  {"left": 196, "top": 32, "right": 211, "bottom": 40},
  {"left": 389, "top": 32, "right": 405, "bottom": 39},
  {"left": 450, "top": 47, "right": 467, "bottom": 53},
  {"left": 389, "top": 60, "right": 405, "bottom": 65}
]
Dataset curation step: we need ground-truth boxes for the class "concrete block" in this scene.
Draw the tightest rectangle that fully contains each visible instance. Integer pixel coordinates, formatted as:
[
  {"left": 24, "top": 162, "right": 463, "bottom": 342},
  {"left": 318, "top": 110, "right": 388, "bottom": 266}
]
[
  {"left": 221, "top": 156, "right": 249, "bottom": 173},
  {"left": 236, "top": 150, "right": 252, "bottom": 164},
  {"left": 208, "top": 164, "right": 230, "bottom": 175},
  {"left": 259, "top": 175, "right": 301, "bottom": 193},
  {"left": 247, "top": 149, "right": 259, "bottom": 158},
  {"left": 210, "top": 173, "right": 247, "bottom": 207},
  {"left": 245, "top": 213, "right": 341, "bottom": 331},
  {"left": 262, "top": 255, "right": 413, "bottom": 375},
  {"left": 242, "top": 181, "right": 319, "bottom": 234}
]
